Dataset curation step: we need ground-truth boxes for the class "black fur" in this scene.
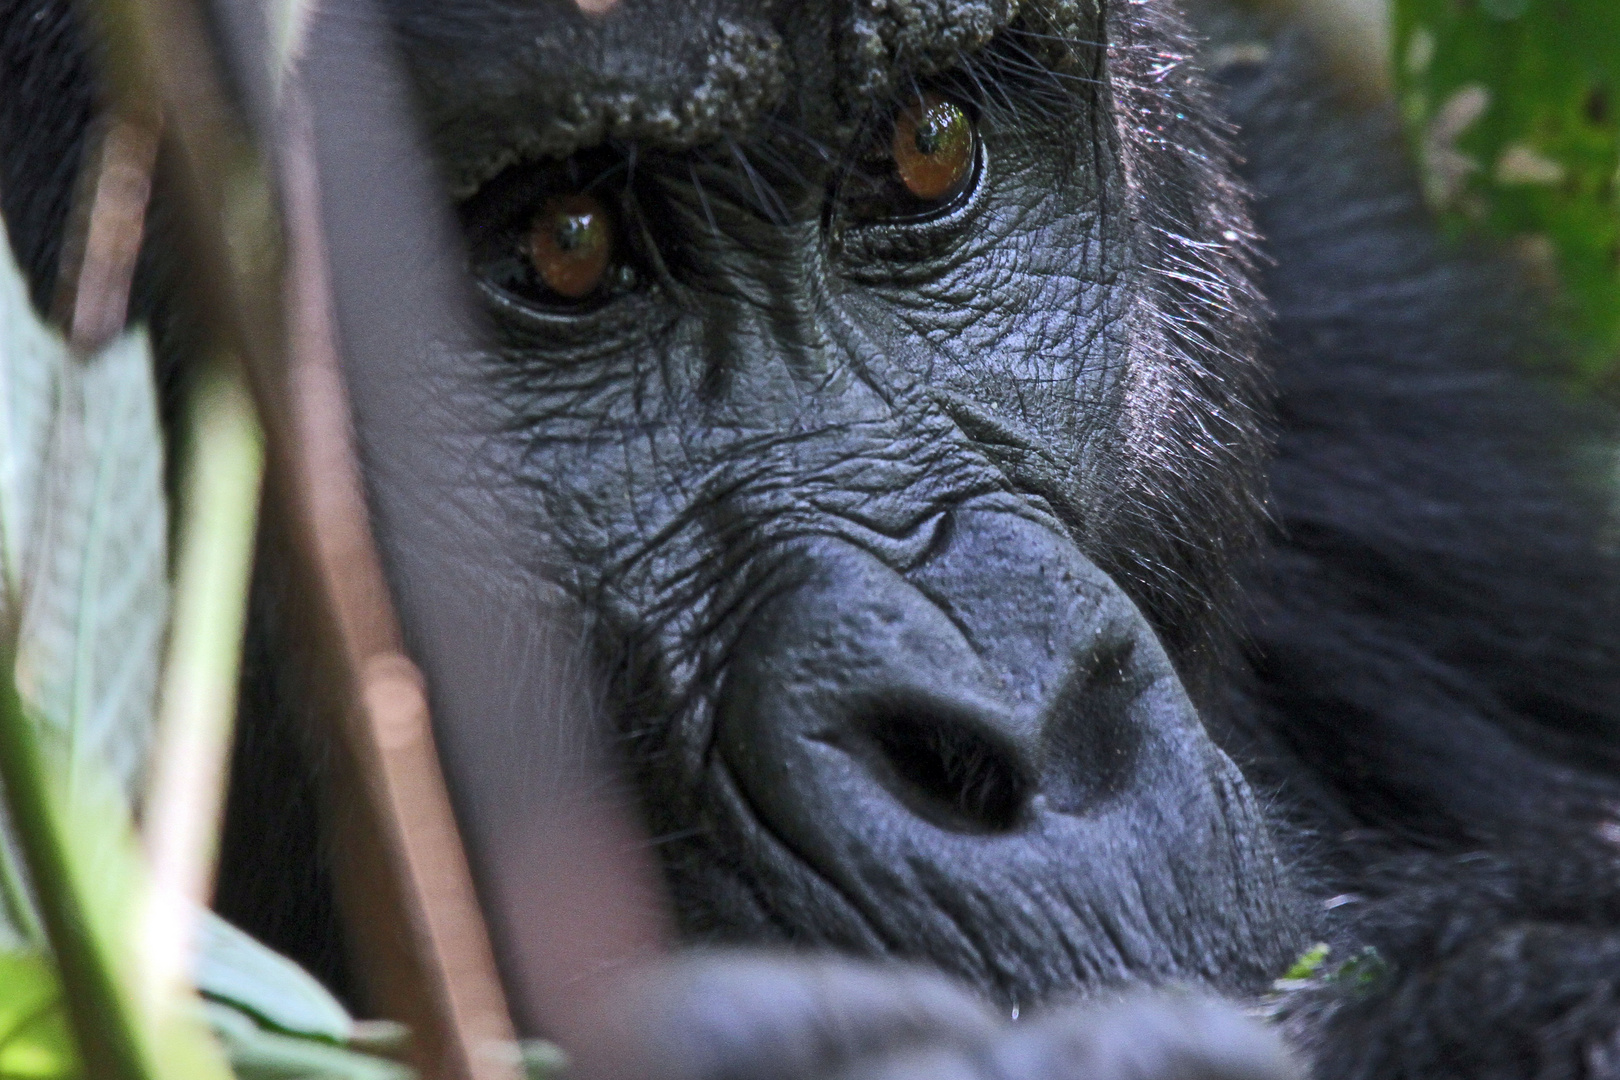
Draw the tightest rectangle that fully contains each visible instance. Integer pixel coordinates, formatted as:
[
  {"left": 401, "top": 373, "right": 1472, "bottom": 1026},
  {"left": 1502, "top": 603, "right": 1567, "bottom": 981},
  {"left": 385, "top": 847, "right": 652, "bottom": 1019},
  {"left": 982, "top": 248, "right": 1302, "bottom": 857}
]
[{"left": 1208, "top": 22, "right": 1620, "bottom": 1078}]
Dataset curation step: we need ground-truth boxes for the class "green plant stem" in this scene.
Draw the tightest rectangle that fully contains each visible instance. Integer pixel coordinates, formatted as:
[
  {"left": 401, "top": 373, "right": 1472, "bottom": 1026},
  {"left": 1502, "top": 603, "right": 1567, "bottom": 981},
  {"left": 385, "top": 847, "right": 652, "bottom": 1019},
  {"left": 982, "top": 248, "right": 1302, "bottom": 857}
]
[
  {"left": 0, "top": 822, "right": 44, "bottom": 946},
  {"left": 139, "top": 355, "right": 263, "bottom": 1015},
  {"left": 0, "top": 654, "right": 150, "bottom": 1079}
]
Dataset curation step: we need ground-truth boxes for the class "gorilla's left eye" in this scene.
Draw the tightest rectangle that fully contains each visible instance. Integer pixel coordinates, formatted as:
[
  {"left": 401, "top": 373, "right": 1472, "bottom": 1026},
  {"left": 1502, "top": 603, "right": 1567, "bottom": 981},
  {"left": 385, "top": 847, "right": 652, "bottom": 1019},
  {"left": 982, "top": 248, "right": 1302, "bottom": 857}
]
[
  {"left": 839, "top": 92, "right": 979, "bottom": 225},
  {"left": 892, "top": 94, "right": 975, "bottom": 203},
  {"left": 527, "top": 193, "right": 614, "bottom": 299}
]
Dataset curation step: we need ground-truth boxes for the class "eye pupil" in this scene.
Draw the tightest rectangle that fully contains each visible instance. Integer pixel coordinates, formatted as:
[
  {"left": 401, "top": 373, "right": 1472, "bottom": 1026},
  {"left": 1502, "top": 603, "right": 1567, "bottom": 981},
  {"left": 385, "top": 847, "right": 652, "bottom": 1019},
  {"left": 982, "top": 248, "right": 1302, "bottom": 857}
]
[
  {"left": 554, "top": 216, "right": 591, "bottom": 251},
  {"left": 913, "top": 118, "right": 948, "bottom": 156},
  {"left": 893, "top": 94, "right": 974, "bottom": 203},
  {"left": 529, "top": 193, "right": 613, "bottom": 299}
]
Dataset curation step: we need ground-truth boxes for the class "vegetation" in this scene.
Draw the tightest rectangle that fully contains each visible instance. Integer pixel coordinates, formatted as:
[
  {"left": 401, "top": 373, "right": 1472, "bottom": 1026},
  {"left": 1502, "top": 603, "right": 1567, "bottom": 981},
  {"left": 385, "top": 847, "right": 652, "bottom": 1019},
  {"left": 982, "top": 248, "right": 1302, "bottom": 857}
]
[{"left": 1393, "top": 0, "right": 1620, "bottom": 389}]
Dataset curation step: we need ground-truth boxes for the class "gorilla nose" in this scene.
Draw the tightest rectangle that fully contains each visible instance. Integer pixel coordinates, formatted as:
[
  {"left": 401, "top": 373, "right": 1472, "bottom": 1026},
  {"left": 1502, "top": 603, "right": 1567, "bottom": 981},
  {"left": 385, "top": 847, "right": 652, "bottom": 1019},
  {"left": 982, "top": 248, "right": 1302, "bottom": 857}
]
[{"left": 717, "top": 509, "right": 1188, "bottom": 839}]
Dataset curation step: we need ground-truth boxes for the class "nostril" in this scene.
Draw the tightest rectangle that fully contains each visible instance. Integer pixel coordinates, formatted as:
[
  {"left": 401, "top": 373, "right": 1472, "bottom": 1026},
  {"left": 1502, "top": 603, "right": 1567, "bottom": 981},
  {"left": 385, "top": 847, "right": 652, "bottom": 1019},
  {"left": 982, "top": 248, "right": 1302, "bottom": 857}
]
[{"left": 855, "top": 696, "right": 1033, "bottom": 834}]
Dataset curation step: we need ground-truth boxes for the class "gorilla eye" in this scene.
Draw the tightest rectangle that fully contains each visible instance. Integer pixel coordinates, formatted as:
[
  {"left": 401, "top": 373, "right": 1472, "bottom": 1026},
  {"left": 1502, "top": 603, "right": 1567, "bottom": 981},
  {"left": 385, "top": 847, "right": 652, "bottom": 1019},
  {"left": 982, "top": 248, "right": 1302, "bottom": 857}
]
[
  {"left": 891, "top": 94, "right": 975, "bottom": 203},
  {"left": 836, "top": 92, "right": 980, "bottom": 227},
  {"left": 527, "top": 193, "right": 615, "bottom": 300}
]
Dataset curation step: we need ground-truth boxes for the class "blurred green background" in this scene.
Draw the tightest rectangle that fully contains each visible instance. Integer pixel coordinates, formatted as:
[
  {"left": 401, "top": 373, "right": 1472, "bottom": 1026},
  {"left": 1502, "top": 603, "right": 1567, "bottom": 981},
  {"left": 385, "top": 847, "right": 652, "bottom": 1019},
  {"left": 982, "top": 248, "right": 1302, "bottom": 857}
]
[{"left": 1364, "top": 0, "right": 1619, "bottom": 392}]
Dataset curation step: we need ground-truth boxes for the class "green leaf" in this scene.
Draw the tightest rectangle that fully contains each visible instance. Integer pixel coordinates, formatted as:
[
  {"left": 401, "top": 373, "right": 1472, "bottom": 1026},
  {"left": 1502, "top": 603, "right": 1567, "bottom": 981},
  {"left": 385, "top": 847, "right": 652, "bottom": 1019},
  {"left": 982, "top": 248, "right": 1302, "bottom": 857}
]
[
  {"left": 519, "top": 1041, "right": 567, "bottom": 1080},
  {"left": 0, "top": 233, "right": 65, "bottom": 628},
  {"left": 205, "top": 1003, "right": 413, "bottom": 1080},
  {"left": 0, "top": 949, "right": 78, "bottom": 1079},
  {"left": 1393, "top": 0, "right": 1620, "bottom": 388},
  {"left": 0, "top": 214, "right": 168, "bottom": 948},
  {"left": 0, "top": 671, "right": 235, "bottom": 1080},
  {"left": 0, "top": 924, "right": 426, "bottom": 1080},
  {"left": 194, "top": 910, "right": 354, "bottom": 1043},
  {"left": 1280, "top": 942, "right": 1331, "bottom": 983},
  {"left": 195, "top": 916, "right": 566, "bottom": 1080},
  {"left": 0, "top": 214, "right": 231, "bottom": 1080},
  {"left": 9, "top": 316, "right": 168, "bottom": 801}
]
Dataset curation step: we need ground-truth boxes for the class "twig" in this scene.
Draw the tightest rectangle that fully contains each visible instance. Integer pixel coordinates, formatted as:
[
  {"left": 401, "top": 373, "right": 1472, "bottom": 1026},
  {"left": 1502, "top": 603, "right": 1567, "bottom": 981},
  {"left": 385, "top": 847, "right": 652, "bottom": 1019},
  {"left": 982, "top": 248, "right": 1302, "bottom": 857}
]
[
  {"left": 137, "top": 359, "right": 263, "bottom": 1021},
  {"left": 52, "top": 112, "right": 161, "bottom": 352},
  {"left": 293, "top": 0, "right": 671, "bottom": 1049},
  {"left": 276, "top": 87, "right": 522, "bottom": 1078}
]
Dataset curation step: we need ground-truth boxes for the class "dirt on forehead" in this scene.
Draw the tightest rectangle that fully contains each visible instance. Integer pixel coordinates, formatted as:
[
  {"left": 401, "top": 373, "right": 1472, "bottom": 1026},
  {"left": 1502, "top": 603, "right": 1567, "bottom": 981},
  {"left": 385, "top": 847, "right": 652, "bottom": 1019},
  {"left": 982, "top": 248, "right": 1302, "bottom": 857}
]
[
  {"left": 840, "top": 0, "right": 1020, "bottom": 104},
  {"left": 422, "top": 0, "right": 1095, "bottom": 198}
]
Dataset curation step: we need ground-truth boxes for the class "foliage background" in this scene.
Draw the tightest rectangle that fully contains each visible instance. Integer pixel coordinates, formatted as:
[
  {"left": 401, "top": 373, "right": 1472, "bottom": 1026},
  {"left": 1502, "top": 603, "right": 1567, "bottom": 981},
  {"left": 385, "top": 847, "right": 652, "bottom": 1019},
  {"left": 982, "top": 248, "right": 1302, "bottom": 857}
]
[{"left": 1390, "top": 0, "right": 1620, "bottom": 390}]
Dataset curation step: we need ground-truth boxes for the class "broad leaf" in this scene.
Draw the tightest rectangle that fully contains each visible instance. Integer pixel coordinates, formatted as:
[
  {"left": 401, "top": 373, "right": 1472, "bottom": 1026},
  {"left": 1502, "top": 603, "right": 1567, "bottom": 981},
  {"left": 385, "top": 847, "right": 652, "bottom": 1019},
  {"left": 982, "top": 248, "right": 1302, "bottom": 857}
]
[
  {"left": 205, "top": 1003, "right": 412, "bottom": 1080},
  {"left": 0, "top": 949, "right": 77, "bottom": 1079},
  {"left": 0, "top": 218, "right": 168, "bottom": 948},
  {"left": 0, "top": 213, "right": 232, "bottom": 1080},
  {"left": 7, "top": 306, "right": 168, "bottom": 800}
]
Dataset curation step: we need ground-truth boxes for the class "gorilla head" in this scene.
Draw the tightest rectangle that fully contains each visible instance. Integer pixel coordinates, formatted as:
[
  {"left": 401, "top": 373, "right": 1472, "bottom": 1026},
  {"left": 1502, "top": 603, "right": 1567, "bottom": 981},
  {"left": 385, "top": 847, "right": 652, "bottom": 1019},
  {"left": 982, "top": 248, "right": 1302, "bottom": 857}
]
[{"left": 356, "top": 0, "right": 1305, "bottom": 1010}]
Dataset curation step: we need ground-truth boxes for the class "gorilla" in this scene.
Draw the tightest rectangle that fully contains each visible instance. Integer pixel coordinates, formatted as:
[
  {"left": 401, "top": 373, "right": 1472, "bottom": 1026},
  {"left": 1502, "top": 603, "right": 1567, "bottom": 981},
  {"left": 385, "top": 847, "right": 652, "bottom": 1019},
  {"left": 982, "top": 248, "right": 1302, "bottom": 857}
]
[{"left": 5, "top": 0, "right": 1620, "bottom": 1076}]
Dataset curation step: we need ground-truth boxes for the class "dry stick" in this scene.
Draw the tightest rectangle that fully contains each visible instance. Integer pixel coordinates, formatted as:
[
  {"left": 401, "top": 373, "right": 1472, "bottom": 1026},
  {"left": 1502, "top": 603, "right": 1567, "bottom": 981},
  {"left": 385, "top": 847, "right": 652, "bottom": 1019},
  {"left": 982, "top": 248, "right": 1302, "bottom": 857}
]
[
  {"left": 278, "top": 91, "right": 522, "bottom": 1080},
  {"left": 52, "top": 110, "right": 160, "bottom": 351},
  {"left": 70, "top": 0, "right": 525, "bottom": 1077},
  {"left": 293, "top": 0, "right": 672, "bottom": 1055}
]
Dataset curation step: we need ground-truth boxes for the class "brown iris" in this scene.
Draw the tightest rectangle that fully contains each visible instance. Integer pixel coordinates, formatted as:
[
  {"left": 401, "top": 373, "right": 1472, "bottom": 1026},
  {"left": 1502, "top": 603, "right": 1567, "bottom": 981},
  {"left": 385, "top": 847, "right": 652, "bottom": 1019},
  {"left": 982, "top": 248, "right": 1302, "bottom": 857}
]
[
  {"left": 527, "top": 193, "right": 613, "bottom": 299},
  {"left": 892, "top": 94, "right": 975, "bottom": 203}
]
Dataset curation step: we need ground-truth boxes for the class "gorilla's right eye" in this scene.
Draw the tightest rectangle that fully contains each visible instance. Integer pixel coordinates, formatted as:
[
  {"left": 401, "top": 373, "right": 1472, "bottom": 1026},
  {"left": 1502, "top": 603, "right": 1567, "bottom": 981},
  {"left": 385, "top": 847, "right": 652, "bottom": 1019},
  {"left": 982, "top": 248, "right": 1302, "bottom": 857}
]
[
  {"left": 526, "top": 193, "right": 614, "bottom": 300},
  {"left": 464, "top": 159, "right": 644, "bottom": 315}
]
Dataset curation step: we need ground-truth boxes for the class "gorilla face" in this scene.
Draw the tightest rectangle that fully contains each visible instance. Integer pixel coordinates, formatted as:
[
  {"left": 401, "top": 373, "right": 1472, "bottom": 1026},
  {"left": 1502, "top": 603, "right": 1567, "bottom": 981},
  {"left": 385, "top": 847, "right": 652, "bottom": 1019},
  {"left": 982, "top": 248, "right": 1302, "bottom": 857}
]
[{"left": 382, "top": 0, "right": 1304, "bottom": 1008}]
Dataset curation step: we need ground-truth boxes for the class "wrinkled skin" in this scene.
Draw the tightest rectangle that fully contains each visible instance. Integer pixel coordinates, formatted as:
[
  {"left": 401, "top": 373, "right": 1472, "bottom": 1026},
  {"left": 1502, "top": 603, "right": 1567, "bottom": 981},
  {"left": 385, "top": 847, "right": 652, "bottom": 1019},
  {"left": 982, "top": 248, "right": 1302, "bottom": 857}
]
[
  {"left": 386, "top": 0, "right": 1305, "bottom": 1006},
  {"left": 7, "top": 0, "right": 1620, "bottom": 1075}
]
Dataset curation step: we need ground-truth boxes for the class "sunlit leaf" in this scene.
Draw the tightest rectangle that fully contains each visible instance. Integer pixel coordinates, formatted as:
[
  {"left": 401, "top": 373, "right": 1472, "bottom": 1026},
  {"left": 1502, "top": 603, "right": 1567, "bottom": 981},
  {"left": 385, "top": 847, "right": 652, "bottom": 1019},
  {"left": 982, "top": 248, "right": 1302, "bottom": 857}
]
[
  {"left": 0, "top": 950, "right": 78, "bottom": 1079},
  {"left": 1393, "top": 0, "right": 1620, "bottom": 388}
]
